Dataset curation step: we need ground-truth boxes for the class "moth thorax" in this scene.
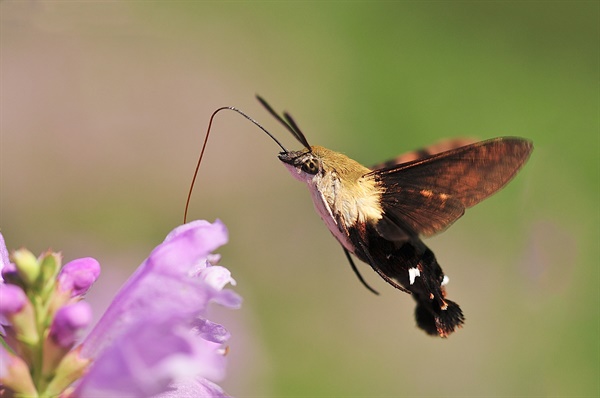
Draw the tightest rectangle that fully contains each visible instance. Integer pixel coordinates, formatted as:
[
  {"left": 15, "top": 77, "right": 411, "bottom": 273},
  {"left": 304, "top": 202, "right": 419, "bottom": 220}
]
[{"left": 315, "top": 166, "right": 384, "bottom": 228}]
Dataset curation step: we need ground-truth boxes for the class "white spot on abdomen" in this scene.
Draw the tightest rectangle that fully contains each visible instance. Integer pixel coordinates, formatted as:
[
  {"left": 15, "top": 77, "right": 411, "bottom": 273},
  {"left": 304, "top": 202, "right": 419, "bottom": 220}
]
[
  {"left": 409, "top": 267, "right": 421, "bottom": 285},
  {"left": 441, "top": 275, "right": 450, "bottom": 286}
]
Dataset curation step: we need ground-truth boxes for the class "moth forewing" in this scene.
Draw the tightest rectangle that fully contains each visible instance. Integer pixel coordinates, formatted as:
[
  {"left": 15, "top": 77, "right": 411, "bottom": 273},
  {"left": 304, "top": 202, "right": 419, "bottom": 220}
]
[
  {"left": 375, "top": 138, "right": 533, "bottom": 207},
  {"left": 371, "top": 137, "right": 533, "bottom": 239}
]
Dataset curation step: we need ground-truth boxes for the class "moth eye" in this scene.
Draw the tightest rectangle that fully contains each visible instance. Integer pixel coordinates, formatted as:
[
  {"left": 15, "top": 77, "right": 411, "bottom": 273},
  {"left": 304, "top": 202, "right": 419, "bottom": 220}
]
[{"left": 301, "top": 159, "right": 319, "bottom": 175}]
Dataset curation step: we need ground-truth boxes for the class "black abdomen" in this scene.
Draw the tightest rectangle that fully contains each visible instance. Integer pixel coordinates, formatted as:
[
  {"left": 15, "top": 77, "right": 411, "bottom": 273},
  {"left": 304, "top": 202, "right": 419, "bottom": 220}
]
[{"left": 349, "top": 225, "right": 464, "bottom": 337}]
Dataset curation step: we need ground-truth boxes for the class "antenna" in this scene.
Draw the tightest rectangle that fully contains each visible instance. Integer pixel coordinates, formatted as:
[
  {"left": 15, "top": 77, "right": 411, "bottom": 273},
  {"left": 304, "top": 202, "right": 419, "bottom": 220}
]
[{"left": 256, "top": 95, "right": 312, "bottom": 149}]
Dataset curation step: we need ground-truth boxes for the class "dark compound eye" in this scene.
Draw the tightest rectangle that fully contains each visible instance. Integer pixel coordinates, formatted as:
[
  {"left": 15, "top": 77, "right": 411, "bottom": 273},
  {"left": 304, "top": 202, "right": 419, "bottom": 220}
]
[{"left": 301, "top": 159, "right": 319, "bottom": 175}]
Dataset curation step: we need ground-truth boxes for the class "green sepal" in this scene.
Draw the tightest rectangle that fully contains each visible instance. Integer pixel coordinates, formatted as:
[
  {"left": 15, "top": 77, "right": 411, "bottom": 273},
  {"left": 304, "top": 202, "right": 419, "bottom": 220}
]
[{"left": 37, "top": 251, "right": 61, "bottom": 300}]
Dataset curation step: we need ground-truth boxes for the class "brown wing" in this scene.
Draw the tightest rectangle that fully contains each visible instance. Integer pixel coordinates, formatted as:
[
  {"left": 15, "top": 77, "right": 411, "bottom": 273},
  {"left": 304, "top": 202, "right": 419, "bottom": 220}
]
[
  {"left": 370, "top": 137, "right": 533, "bottom": 240},
  {"left": 370, "top": 138, "right": 478, "bottom": 170}
]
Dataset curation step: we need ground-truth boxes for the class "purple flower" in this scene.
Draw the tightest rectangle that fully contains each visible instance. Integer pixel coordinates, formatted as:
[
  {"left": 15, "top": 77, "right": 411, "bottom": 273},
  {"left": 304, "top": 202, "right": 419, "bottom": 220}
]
[
  {"left": 74, "top": 219, "right": 240, "bottom": 397},
  {"left": 75, "top": 320, "right": 227, "bottom": 397},
  {"left": 0, "top": 220, "right": 240, "bottom": 398}
]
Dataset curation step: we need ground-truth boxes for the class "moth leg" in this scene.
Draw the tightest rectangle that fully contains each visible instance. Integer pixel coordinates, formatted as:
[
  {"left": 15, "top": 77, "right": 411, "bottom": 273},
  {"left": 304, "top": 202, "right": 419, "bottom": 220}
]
[
  {"left": 343, "top": 248, "right": 379, "bottom": 295},
  {"left": 356, "top": 241, "right": 412, "bottom": 294}
]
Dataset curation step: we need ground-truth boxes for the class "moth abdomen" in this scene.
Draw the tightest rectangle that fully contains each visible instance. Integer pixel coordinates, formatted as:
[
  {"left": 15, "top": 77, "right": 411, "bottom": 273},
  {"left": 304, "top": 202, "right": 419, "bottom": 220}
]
[
  {"left": 416, "top": 298, "right": 464, "bottom": 337},
  {"left": 350, "top": 226, "right": 464, "bottom": 337}
]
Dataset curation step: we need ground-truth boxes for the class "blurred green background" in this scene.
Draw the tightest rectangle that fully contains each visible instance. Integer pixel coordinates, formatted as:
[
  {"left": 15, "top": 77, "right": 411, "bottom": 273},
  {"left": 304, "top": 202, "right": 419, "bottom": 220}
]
[{"left": 1, "top": 1, "right": 598, "bottom": 396}]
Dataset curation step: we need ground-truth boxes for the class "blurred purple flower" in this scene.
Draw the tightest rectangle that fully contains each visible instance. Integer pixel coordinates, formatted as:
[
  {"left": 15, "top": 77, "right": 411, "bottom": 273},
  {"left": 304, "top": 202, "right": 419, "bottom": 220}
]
[
  {"left": 74, "top": 219, "right": 240, "bottom": 397},
  {"left": 0, "top": 220, "right": 240, "bottom": 398}
]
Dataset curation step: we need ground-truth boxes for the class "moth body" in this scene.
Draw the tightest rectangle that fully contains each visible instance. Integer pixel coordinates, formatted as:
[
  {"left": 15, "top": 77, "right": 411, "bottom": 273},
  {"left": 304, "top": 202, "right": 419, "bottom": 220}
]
[
  {"left": 277, "top": 133, "right": 531, "bottom": 337},
  {"left": 279, "top": 144, "right": 468, "bottom": 336}
]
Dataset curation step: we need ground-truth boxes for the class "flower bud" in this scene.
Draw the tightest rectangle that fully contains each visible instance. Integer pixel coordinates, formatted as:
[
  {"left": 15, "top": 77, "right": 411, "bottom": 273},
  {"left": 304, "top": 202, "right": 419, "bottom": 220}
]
[
  {"left": 0, "top": 283, "right": 27, "bottom": 315},
  {"left": 50, "top": 301, "right": 93, "bottom": 348},
  {"left": 0, "top": 284, "right": 38, "bottom": 345},
  {"left": 0, "top": 345, "right": 37, "bottom": 396},
  {"left": 57, "top": 257, "right": 100, "bottom": 297},
  {"left": 43, "top": 346, "right": 92, "bottom": 397},
  {"left": 12, "top": 248, "right": 40, "bottom": 286},
  {"left": 1, "top": 261, "right": 20, "bottom": 286},
  {"left": 38, "top": 251, "right": 61, "bottom": 297},
  {"left": 44, "top": 302, "right": 92, "bottom": 375}
]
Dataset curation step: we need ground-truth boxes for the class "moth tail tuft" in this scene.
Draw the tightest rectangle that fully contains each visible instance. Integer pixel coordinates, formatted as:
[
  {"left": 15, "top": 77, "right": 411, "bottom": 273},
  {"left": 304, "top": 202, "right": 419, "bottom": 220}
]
[{"left": 415, "top": 299, "right": 465, "bottom": 338}]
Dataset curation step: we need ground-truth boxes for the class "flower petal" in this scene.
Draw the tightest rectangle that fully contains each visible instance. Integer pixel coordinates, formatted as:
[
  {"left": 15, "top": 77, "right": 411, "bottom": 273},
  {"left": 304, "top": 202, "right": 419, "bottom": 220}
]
[
  {"left": 75, "top": 318, "right": 227, "bottom": 398},
  {"left": 192, "top": 318, "right": 230, "bottom": 344},
  {"left": 80, "top": 220, "right": 230, "bottom": 359},
  {"left": 199, "top": 266, "right": 236, "bottom": 290},
  {"left": 155, "top": 377, "right": 229, "bottom": 398},
  {"left": 77, "top": 220, "right": 238, "bottom": 398},
  {"left": 0, "top": 233, "right": 10, "bottom": 282}
]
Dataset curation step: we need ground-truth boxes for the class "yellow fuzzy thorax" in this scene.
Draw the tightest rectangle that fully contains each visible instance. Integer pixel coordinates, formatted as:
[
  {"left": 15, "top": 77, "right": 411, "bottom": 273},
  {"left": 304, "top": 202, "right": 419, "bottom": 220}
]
[
  {"left": 310, "top": 146, "right": 371, "bottom": 179},
  {"left": 310, "top": 146, "right": 384, "bottom": 227}
]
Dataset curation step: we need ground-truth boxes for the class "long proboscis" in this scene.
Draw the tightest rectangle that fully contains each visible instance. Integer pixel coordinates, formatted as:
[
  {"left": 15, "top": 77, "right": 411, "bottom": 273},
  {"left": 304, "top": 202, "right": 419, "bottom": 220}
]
[{"left": 183, "top": 106, "right": 288, "bottom": 223}]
